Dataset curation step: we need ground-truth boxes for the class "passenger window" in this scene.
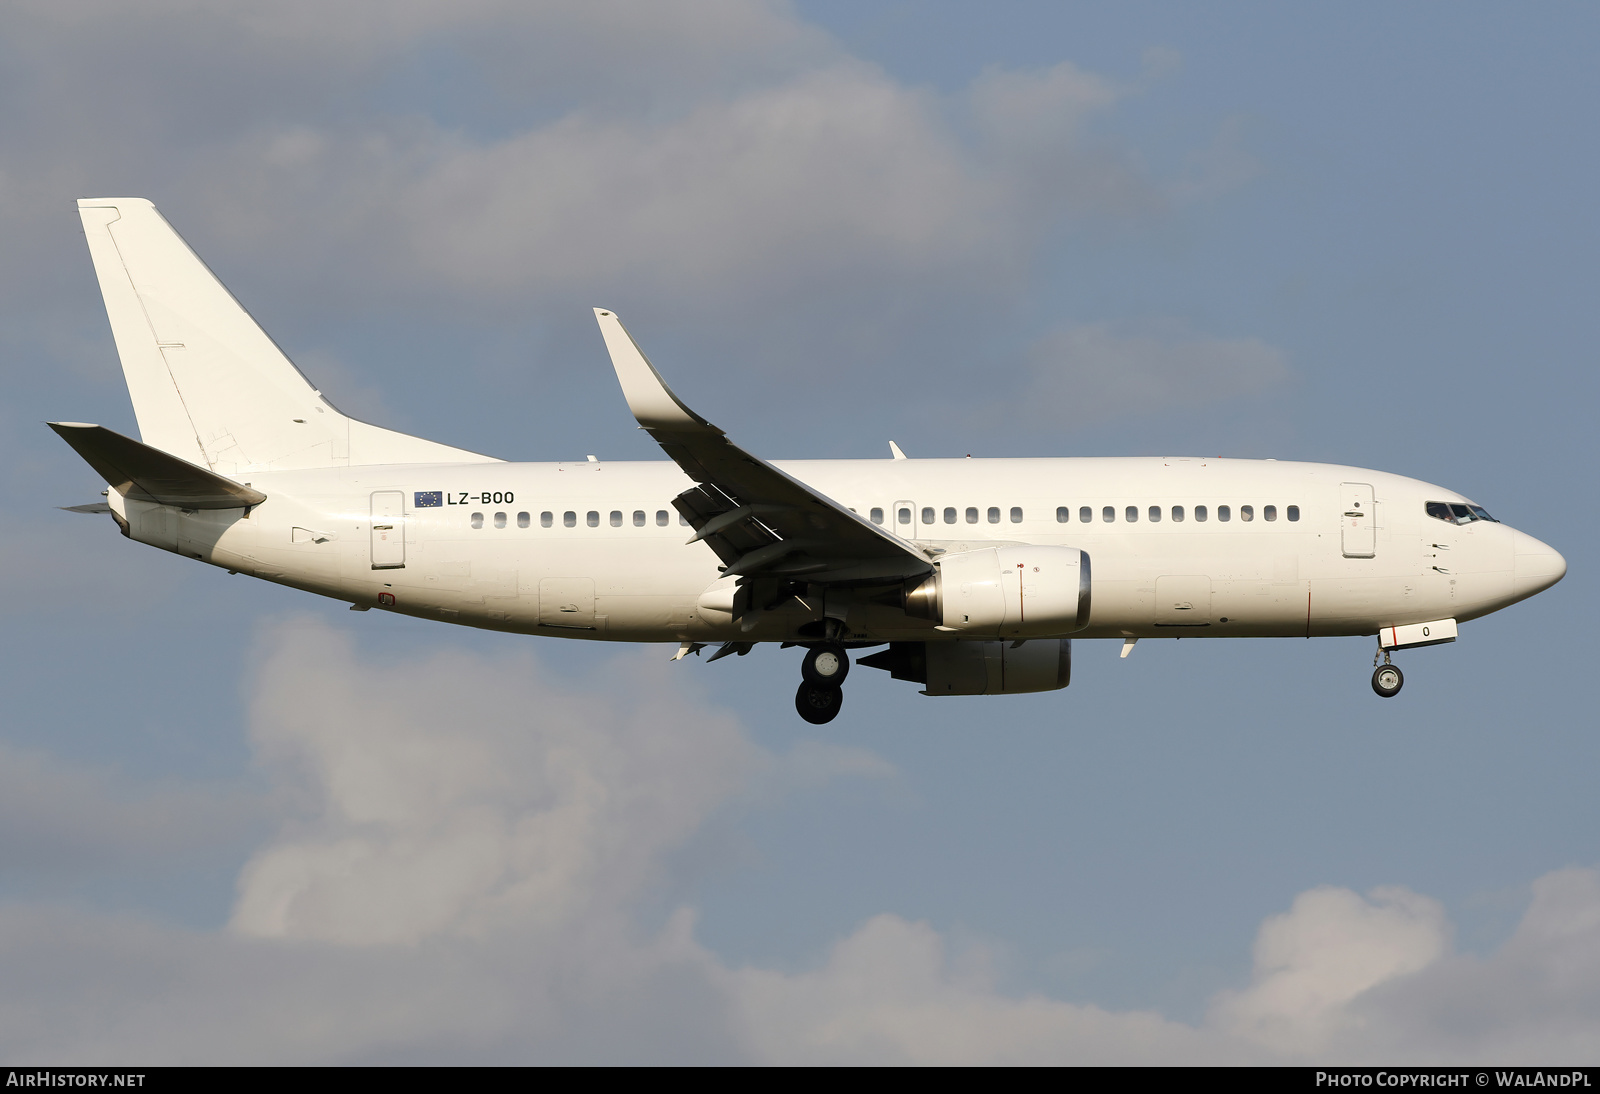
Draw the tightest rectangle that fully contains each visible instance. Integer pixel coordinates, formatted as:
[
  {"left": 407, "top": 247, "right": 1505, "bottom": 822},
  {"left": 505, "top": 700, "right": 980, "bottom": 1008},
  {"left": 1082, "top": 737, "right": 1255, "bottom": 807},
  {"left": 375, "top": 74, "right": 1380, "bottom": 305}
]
[
  {"left": 1241, "top": 505, "right": 1254, "bottom": 522},
  {"left": 922, "top": 507, "right": 935, "bottom": 525},
  {"left": 657, "top": 510, "right": 669, "bottom": 526},
  {"left": 493, "top": 512, "right": 506, "bottom": 529},
  {"left": 987, "top": 507, "right": 1001, "bottom": 524},
  {"left": 541, "top": 511, "right": 553, "bottom": 528},
  {"left": 1172, "top": 505, "right": 1185, "bottom": 522},
  {"left": 518, "top": 512, "right": 530, "bottom": 529},
  {"left": 1149, "top": 505, "right": 1161, "bottom": 523},
  {"left": 1287, "top": 505, "right": 1300, "bottom": 522},
  {"left": 471, "top": 512, "right": 484, "bottom": 529},
  {"left": 944, "top": 507, "right": 957, "bottom": 524},
  {"left": 898, "top": 508, "right": 911, "bottom": 524},
  {"left": 609, "top": 510, "right": 622, "bottom": 527},
  {"left": 587, "top": 511, "right": 599, "bottom": 527},
  {"left": 1125, "top": 506, "right": 1138, "bottom": 523},
  {"left": 633, "top": 510, "right": 645, "bottom": 527},
  {"left": 1218, "top": 505, "right": 1231, "bottom": 522},
  {"left": 1079, "top": 507, "right": 1092, "bottom": 523},
  {"left": 679, "top": 513, "right": 690, "bottom": 526},
  {"left": 870, "top": 507, "right": 884, "bottom": 525},
  {"left": 1056, "top": 506, "right": 1070, "bottom": 523},
  {"left": 1102, "top": 506, "right": 1115, "bottom": 523},
  {"left": 966, "top": 507, "right": 979, "bottom": 524},
  {"left": 1010, "top": 506, "right": 1023, "bottom": 523},
  {"left": 1264, "top": 505, "right": 1277, "bottom": 522},
  {"left": 563, "top": 511, "right": 576, "bottom": 527},
  {"left": 1195, "top": 505, "right": 1208, "bottom": 522}
]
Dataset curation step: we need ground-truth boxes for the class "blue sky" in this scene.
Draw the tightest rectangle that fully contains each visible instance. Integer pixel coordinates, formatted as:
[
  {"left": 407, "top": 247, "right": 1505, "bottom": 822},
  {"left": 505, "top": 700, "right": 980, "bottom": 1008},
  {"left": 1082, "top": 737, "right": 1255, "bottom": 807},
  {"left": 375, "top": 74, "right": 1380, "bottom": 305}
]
[{"left": 0, "top": 1, "right": 1595, "bottom": 1062}]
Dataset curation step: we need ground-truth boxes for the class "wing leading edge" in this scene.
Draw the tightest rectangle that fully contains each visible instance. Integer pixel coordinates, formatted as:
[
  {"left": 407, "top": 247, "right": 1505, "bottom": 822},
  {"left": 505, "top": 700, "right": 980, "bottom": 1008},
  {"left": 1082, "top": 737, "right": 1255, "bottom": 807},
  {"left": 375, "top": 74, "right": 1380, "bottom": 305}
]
[{"left": 593, "top": 309, "right": 932, "bottom": 588}]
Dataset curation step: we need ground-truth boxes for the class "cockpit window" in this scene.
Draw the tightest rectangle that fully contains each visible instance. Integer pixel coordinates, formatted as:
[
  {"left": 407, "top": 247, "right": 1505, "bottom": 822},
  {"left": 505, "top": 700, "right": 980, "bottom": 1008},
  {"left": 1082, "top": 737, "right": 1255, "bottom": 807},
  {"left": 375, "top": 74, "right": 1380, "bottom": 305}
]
[{"left": 1426, "top": 500, "right": 1498, "bottom": 525}]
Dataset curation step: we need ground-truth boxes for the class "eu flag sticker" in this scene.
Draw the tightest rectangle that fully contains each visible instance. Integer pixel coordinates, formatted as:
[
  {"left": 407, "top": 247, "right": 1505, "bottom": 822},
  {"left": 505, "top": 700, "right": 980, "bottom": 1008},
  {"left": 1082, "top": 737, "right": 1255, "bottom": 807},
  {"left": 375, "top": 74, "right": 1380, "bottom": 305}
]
[{"left": 414, "top": 491, "right": 443, "bottom": 508}]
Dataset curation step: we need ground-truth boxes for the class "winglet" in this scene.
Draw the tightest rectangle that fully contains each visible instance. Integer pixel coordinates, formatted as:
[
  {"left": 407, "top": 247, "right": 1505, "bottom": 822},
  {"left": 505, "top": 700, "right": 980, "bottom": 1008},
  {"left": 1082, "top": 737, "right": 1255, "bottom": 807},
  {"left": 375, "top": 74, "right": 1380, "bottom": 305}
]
[
  {"left": 592, "top": 308, "right": 719, "bottom": 433},
  {"left": 889, "top": 441, "right": 907, "bottom": 460}
]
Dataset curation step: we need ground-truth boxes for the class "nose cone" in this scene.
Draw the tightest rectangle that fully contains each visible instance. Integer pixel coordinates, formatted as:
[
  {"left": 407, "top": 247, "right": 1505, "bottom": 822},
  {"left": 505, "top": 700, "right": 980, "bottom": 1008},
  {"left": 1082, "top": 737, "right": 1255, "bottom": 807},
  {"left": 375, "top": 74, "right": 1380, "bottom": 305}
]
[{"left": 1511, "top": 529, "right": 1567, "bottom": 602}]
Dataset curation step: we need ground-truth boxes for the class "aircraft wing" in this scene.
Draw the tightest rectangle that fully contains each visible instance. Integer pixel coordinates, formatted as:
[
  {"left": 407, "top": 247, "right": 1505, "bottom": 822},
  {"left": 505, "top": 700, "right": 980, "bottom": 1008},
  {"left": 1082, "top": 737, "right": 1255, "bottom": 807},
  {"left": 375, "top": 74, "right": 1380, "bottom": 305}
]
[{"left": 594, "top": 309, "right": 932, "bottom": 586}]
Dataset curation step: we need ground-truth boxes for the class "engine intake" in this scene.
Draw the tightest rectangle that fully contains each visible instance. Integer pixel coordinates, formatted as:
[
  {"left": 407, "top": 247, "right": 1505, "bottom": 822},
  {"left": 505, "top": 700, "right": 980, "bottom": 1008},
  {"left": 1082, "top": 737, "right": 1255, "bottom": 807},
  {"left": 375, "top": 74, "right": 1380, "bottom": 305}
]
[{"left": 904, "top": 545, "right": 1090, "bottom": 637}]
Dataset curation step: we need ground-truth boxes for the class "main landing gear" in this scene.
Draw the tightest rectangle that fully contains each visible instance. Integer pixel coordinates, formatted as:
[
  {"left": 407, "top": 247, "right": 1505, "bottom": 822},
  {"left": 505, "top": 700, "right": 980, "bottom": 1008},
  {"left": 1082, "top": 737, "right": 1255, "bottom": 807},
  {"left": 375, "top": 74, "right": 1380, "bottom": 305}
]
[
  {"left": 1371, "top": 646, "right": 1404, "bottom": 698},
  {"left": 795, "top": 641, "right": 849, "bottom": 724}
]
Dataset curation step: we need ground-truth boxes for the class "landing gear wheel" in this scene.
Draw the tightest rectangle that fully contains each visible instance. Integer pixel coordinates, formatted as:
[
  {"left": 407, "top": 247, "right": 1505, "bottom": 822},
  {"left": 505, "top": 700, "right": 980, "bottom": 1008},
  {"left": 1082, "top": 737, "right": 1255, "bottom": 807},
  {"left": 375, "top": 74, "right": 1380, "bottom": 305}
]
[
  {"left": 801, "top": 643, "right": 850, "bottom": 686},
  {"left": 795, "top": 681, "right": 844, "bottom": 724},
  {"left": 1372, "top": 664, "right": 1404, "bottom": 698}
]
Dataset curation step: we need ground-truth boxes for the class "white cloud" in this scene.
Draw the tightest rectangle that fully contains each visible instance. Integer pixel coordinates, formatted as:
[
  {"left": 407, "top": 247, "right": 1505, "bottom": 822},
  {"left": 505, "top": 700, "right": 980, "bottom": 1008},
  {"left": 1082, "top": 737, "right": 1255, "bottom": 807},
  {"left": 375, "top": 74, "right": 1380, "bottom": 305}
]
[
  {"left": 727, "top": 913, "right": 1227, "bottom": 1065},
  {"left": 0, "top": 0, "right": 1219, "bottom": 408},
  {"left": 230, "top": 619, "right": 759, "bottom": 945},
  {"left": 1210, "top": 885, "right": 1450, "bottom": 1055},
  {"left": 3, "top": 0, "right": 829, "bottom": 106},
  {"left": 968, "top": 61, "right": 1154, "bottom": 221},
  {"left": 0, "top": 620, "right": 1595, "bottom": 1064},
  {"left": 164, "top": 57, "right": 1157, "bottom": 336},
  {"left": 0, "top": 0, "right": 1293, "bottom": 472},
  {"left": 1324, "top": 869, "right": 1600, "bottom": 1063}
]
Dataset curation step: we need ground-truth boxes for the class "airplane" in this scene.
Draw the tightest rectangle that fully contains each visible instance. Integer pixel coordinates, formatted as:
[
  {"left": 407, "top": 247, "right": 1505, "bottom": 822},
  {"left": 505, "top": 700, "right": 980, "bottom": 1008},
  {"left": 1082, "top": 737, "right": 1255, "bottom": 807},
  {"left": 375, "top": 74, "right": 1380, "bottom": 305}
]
[{"left": 51, "top": 198, "right": 1567, "bottom": 725}]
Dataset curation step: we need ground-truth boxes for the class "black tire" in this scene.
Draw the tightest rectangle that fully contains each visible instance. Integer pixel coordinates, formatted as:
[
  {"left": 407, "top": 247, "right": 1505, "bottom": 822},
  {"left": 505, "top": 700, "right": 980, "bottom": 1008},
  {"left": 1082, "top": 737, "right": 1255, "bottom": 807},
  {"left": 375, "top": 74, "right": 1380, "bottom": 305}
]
[
  {"left": 1372, "top": 664, "right": 1404, "bottom": 698},
  {"left": 801, "top": 643, "right": 850, "bottom": 686},
  {"left": 795, "top": 681, "right": 844, "bottom": 724}
]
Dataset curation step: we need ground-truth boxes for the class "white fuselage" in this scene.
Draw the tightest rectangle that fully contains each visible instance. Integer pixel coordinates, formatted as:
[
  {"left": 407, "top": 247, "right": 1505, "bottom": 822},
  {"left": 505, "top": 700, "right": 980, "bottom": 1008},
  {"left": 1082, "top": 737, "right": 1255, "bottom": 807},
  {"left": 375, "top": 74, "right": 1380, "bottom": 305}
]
[{"left": 108, "top": 455, "right": 1563, "bottom": 645}]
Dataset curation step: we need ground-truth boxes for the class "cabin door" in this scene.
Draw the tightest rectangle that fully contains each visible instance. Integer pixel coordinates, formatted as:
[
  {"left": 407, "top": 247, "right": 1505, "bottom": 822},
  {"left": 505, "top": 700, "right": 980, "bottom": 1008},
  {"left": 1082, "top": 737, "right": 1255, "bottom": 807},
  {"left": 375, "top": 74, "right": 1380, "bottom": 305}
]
[
  {"left": 1340, "top": 482, "right": 1376, "bottom": 559},
  {"left": 370, "top": 491, "right": 406, "bottom": 570}
]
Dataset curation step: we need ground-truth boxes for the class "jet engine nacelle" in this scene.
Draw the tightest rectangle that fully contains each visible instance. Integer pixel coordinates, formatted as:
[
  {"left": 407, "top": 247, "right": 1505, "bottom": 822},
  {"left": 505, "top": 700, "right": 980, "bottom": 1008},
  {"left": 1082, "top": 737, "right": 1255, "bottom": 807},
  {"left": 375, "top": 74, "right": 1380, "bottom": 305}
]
[
  {"left": 904, "top": 545, "right": 1090, "bottom": 637},
  {"left": 859, "top": 639, "right": 1072, "bottom": 695},
  {"left": 928, "top": 639, "right": 1071, "bottom": 695}
]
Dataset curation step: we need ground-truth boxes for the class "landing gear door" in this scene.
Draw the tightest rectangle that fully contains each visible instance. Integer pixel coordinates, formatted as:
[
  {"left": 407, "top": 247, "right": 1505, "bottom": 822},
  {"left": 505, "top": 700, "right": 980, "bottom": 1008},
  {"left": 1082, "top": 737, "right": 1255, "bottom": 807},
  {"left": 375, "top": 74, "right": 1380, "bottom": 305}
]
[
  {"left": 1340, "top": 482, "right": 1375, "bottom": 559},
  {"left": 893, "top": 499, "right": 918, "bottom": 541},
  {"left": 370, "top": 490, "right": 406, "bottom": 570}
]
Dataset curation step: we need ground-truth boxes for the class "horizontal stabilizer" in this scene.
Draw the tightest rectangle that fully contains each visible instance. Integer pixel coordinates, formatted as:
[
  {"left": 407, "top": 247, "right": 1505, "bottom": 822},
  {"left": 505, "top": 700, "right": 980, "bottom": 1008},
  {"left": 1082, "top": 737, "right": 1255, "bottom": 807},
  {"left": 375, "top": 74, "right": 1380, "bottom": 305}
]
[
  {"left": 59, "top": 502, "right": 113, "bottom": 514},
  {"left": 48, "top": 422, "right": 266, "bottom": 509}
]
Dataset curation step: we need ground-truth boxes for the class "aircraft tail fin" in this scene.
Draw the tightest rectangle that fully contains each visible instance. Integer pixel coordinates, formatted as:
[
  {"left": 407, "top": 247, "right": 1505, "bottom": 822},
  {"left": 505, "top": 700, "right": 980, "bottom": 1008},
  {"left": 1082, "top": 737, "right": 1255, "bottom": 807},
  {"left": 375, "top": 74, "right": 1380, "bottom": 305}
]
[
  {"left": 75, "top": 198, "right": 497, "bottom": 472},
  {"left": 48, "top": 422, "right": 266, "bottom": 509}
]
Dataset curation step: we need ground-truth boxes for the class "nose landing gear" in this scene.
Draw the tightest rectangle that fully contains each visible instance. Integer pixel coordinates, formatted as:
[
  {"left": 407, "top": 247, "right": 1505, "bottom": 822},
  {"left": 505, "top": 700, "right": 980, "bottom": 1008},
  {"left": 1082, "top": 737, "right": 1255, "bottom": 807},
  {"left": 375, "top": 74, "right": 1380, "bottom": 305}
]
[
  {"left": 795, "top": 642, "right": 849, "bottom": 724},
  {"left": 1371, "top": 646, "right": 1404, "bottom": 698}
]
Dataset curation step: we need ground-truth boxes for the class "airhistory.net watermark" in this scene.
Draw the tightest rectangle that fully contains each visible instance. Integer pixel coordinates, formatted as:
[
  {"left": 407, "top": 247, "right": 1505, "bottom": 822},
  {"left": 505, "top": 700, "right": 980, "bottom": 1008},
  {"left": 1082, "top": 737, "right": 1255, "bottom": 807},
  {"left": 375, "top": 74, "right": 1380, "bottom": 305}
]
[{"left": 5, "top": 1075, "right": 145, "bottom": 1088}]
